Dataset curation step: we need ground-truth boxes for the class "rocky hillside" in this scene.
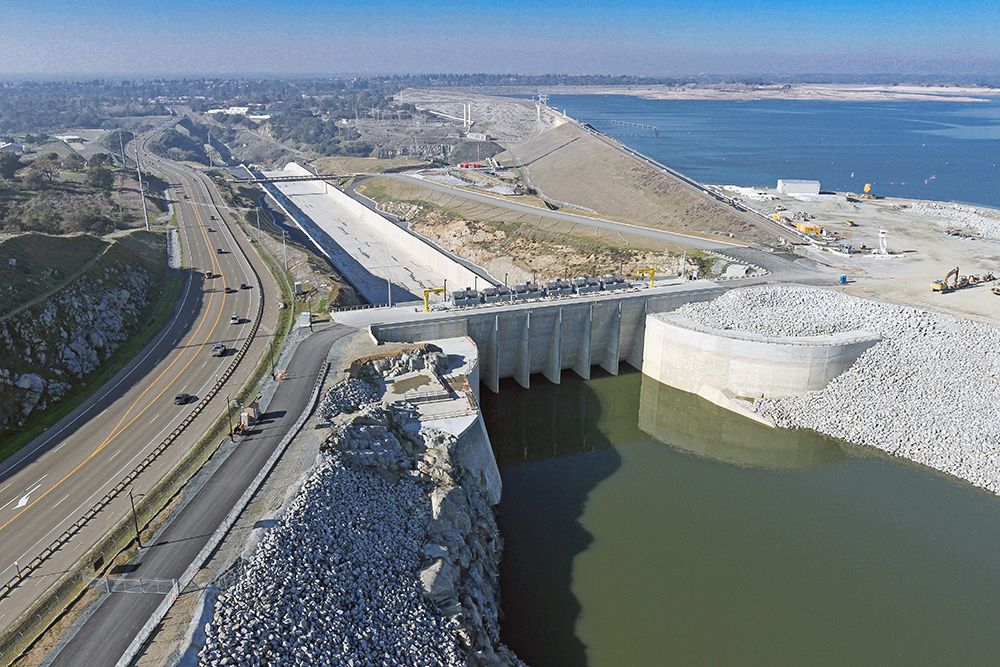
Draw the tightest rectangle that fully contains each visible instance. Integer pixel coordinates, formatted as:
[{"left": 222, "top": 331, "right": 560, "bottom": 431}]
[{"left": 0, "top": 231, "right": 165, "bottom": 438}]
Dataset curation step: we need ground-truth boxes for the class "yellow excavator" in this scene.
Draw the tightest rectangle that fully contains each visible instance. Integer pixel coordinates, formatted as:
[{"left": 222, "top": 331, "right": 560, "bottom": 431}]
[{"left": 932, "top": 267, "right": 960, "bottom": 293}]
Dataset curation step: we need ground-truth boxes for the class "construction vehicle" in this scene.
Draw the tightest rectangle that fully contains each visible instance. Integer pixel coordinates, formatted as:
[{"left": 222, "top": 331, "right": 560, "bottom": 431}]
[
  {"left": 931, "top": 266, "right": 976, "bottom": 294},
  {"left": 845, "top": 220, "right": 857, "bottom": 227},
  {"left": 993, "top": 282, "right": 1000, "bottom": 297},
  {"left": 932, "top": 267, "right": 962, "bottom": 293},
  {"left": 862, "top": 183, "right": 875, "bottom": 199}
]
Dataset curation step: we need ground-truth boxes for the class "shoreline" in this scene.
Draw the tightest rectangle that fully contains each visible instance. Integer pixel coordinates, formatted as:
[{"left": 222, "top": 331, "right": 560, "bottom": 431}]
[{"left": 483, "top": 83, "right": 1000, "bottom": 103}]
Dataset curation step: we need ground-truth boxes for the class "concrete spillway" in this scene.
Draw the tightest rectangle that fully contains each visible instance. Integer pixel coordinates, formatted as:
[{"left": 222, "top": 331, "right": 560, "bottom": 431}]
[{"left": 361, "top": 282, "right": 729, "bottom": 392}]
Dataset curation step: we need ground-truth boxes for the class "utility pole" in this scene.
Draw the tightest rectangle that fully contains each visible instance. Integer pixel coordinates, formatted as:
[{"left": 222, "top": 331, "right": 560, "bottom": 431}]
[
  {"left": 128, "top": 487, "right": 143, "bottom": 548},
  {"left": 282, "top": 230, "right": 287, "bottom": 271},
  {"left": 134, "top": 146, "right": 150, "bottom": 231},
  {"left": 226, "top": 394, "right": 235, "bottom": 441},
  {"left": 255, "top": 206, "right": 261, "bottom": 237}
]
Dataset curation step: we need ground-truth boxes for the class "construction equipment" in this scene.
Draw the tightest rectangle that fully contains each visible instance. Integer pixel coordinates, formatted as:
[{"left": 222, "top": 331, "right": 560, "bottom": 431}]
[
  {"left": 932, "top": 267, "right": 960, "bottom": 293},
  {"left": 637, "top": 268, "right": 656, "bottom": 288},
  {"left": 993, "top": 282, "right": 1000, "bottom": 297},
  {"left": 423, "top": 288, "right": 447, "bottom": 312},
  {"left": 862, "top": 183, "right": 875, "bottom": 199},
  {"left": 845, "top": 220, "right": 857, "bottom": 227}
]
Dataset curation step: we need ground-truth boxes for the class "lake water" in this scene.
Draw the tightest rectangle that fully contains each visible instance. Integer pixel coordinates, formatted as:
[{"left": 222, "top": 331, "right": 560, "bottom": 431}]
[
  {"left": 483, "top": 370, "right": 1000, "bottom": 666},
  {"left": 547, "top": 94, "right": 1000, "bottom": 209},
  {"left": 485, "top": 95, "right": 1000, "bottom": 666}
]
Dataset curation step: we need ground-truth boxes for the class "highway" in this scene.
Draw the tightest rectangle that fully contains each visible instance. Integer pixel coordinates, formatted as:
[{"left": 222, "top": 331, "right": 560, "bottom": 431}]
[
  {"left": 47, "top": 323, "right": 353, "bottom": 667},
  {"left": 0, "top": 121, "right": 280, "bottom": 656}
]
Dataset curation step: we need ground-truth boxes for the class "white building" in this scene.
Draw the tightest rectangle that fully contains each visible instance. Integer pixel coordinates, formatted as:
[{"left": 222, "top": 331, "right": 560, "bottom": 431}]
[
  {"left": 777, "top": 179, "right": 820, "bottom": 195},
  {"left": 0, "top": 142, "right": 25, "bottom": 154}
]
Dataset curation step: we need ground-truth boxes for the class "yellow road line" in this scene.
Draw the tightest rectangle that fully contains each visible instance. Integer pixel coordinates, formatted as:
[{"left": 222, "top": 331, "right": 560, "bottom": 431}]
[{"left": 0, "top": 181, "right": 229, "bottom": 536}]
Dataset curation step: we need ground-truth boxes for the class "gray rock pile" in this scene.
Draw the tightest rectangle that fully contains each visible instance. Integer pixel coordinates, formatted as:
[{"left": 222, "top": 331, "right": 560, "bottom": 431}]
[
  {"left": 910, "top": 201, "right": 1000, "bottom": 238},
  {"left": 201, "top": 382, "right": 524, "bottom": 666},
  {"left": 317, "top": 378, "right": 381, "bottom": 421},
  {"left": 355, "top": 346, "right": 450, "bottom": 384},
  {"left": 0, "top": 259, "right": 155, "bottom": 432},
  {"left": 677, "top": 285, "right": 1000, "bottom": 493}
]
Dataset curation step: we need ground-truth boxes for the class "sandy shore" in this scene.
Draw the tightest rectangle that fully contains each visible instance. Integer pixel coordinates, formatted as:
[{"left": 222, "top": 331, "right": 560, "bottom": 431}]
[{"left": 494, "top": 83, "right": 1000, "bottom": 103}]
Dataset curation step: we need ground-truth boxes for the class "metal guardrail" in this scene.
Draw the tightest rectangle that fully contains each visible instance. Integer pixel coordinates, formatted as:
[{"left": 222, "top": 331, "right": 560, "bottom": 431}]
[
  {"left": 89, "top": 577, "right": 178, "bottom": 596},
  {"left": 0, "top": 167, "right": 276, "bottom": 666},
  {"left": 0, "top": 267, "right": 266, "bottom": 602},
  {"left": 114, "top": 359, "right": 330, "bottom": 667}
]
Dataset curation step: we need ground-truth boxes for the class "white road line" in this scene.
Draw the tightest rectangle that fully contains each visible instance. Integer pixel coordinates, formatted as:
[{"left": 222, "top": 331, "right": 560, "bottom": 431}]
[
  {"left": 109, "top": 450, "right": 121, "bottom": 461},
  {"left": 52, "top": 494, "right": 70, "bottom": 509}
]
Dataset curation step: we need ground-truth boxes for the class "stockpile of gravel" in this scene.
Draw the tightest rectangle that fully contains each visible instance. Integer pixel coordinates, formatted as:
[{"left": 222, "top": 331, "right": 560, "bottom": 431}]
[
  {"left": 677, "top": 285, "right": 1000, "bottom": 493},
  {"left": 910, "top": 202, "right": 1000, "bottom": 238},
  {"left": 199, "top": 451, "right": 468, "bottom": 666}
]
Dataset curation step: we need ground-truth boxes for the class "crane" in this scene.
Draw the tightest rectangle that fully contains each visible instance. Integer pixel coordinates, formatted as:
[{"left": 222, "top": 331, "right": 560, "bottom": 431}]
[
  {"left": 423, "top": 288, "right": 447, "bottom": 311},
  {"left": 637, "top": 268, "right": 656, "bottom": 288}
]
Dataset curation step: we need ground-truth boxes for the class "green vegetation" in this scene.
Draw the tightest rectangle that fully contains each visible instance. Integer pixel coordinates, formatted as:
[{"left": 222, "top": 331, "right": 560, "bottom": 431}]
[
  {"left": 0, "top": 234, "right": 109, "bottom": 317},
  {"left": 0, "top": 233, "right": 178, "bottom": 464}
]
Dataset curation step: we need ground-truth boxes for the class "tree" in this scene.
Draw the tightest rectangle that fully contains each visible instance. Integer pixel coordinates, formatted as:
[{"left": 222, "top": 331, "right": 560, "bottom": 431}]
[
  {"left": 23, "top": 169, "right": 47, "bottom": 190},
  {"left": 0, "top": 153, "right": 21, "bottom": 180},
  {"left": 29, "top": 159, "right": 59, "bottom": 183},
  {"left": 86, "top": 166, "right": 114, "bottom": 189},
  {"left": 88, "top": 152, "right": 114, "bottom": 168},
  {"left": 62, "top": 153, "right": 86, "bottom": 170}
]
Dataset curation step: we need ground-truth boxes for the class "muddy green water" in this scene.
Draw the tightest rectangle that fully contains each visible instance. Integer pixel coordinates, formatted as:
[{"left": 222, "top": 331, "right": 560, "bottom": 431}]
[{"left": 480, "top": 369, "right": 1000, "bottom": 666}]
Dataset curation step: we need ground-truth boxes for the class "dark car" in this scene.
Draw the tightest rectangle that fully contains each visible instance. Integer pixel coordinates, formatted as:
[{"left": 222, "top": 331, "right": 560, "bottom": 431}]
[
  {"left": 240, "top": 283, "right": 249, "bottom": 290},
  {"left": 174, "top": 393, "right": 191, "bottom": 405},
  {"left": 224, "top": 286, "right": 236, "bottom": 294},
  {"left": 216, "top": 248, "right": 224, "bottom": 254}
]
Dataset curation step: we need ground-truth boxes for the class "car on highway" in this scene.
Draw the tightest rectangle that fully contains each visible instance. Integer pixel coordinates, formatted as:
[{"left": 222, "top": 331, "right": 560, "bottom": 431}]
[
  {"left": 230, "top": 314, "right": 240, "bottom": 324},
  {"left": 224, "top": 286, "right": 236, "bottom": 294},
  {"left": 211, "top": 343, "right": 227, "bottom": 357},
  {"left": 217, "top": 248, "right": 224, "bottom": 254},
  {"left": 174, "top": 392, "right": 191, "bottom": 405},
  {"left": 240, "top": 283, "right": 249, "bottom": 290}
]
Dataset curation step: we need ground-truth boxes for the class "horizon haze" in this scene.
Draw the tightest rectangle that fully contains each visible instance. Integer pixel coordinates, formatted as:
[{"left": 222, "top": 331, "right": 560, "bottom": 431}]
[{"left": 1, "top": 0, "right": 998, "bottom": 79}]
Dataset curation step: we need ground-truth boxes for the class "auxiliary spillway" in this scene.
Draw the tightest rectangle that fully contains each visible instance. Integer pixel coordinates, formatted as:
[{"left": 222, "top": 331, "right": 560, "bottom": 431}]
[{"left": 260, "top": 163, "right": 495, "bottom": 304}]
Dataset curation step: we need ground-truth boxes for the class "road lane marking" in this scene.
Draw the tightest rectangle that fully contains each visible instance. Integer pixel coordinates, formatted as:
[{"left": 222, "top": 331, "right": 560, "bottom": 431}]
[
  {"left": 15, "top": 484, "right": 43, "bottom": 509},
  {"left": 0, "top": 178, "right": 231, "bottom": 538},
  {"left": 52, "top": 494, "right": 70, "bottom": 509},
  {"left": 109, "top": 450, "right": 121, "bottom": 460}
]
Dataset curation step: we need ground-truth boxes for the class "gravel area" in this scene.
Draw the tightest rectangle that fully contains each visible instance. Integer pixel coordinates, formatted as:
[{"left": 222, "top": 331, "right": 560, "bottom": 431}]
[
  {"left": 677, "top": 285, "right": 1000, "bottom": 493},
  {"left": 199, "top": 450, "right": 468, "bottom": 667},
  {"left": 909, "top": 202, "right": 1000, "bottom": 238}
]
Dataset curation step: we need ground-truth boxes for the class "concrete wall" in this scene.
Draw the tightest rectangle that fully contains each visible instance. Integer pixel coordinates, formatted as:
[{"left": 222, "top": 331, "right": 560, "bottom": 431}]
[
  {"left": 641, "top": 312, "right": 880, "bottom": 399},
  {"left": 281, "top": 163, "right": 494, "bottom": 291},
  {"left": 371, "top": 285, "right": 728, "bottom": 392}
]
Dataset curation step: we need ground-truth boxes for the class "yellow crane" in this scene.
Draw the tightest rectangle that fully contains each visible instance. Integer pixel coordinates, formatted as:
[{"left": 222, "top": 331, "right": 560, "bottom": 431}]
[
  {"left": 637, "top": 268, "right": 656, "bottom": 288},
  {"left": 423, "top": 288, "right": 447, "bottom": 311}
]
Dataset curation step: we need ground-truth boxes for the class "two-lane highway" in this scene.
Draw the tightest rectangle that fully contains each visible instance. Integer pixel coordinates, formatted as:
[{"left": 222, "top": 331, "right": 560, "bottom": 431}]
[{"left": 0, "top": 123, "right": 280, "bottom": 656}]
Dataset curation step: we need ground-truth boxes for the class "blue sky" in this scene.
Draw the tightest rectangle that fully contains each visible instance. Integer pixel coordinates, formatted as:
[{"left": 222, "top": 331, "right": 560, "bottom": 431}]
[{"left": 1, "top": 0, "right": 997, "bottom": 78}]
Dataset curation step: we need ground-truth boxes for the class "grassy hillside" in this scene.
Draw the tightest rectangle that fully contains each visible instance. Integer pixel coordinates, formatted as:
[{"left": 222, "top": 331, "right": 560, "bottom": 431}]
[{"left": 496, "top": 121, "right": 772, "bottom": 243}]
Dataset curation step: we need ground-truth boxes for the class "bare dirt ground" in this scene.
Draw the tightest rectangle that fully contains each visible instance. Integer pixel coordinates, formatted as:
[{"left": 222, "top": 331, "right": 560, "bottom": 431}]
[
  {"left": 360, "top": 176, "right": 705, "bottom": 284},
  {"left": 495, "top": 121, "right": 773, "bottom": 243},
  {"left": 313, "top": 156, "right": 432, "bottom": 175},
  {"left": 738, "top": 189, "right": 1000, "bottom": 326}
]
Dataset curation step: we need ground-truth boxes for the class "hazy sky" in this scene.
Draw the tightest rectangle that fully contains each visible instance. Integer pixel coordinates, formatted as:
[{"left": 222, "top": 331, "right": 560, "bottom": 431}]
[{"left": 1, "top": 0, "right": 998, "bottom": 78}]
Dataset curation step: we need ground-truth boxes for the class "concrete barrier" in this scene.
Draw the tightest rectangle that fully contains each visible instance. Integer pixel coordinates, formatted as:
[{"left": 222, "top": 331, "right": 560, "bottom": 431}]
[{"left": 641, "top": 311, "right": 880, "bottom": 399}]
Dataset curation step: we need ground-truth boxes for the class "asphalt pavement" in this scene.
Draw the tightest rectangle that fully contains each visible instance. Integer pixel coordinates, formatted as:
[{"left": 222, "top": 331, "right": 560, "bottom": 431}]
[{"left": 47, "top": 323, "right": 354, "bottom": 667}]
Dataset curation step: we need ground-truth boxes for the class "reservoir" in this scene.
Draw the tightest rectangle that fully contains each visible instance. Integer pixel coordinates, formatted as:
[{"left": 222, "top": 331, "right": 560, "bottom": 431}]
[{"left": 482, "top": 369, "right": 1000, "bottom": 665}]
